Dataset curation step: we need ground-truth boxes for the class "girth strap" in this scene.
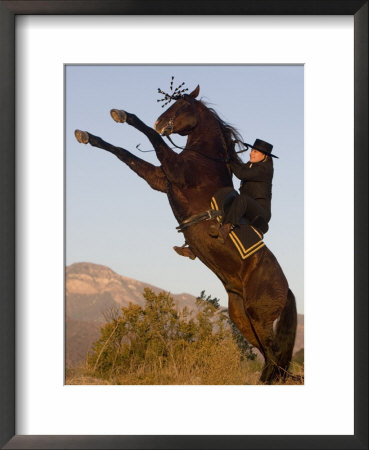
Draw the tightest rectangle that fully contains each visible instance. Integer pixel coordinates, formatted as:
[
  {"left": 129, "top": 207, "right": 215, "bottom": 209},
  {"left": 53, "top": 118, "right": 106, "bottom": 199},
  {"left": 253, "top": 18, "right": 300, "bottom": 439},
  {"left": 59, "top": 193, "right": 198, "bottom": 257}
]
[{"left": 176, "top": 210, "right": 222, "bottom": 233}]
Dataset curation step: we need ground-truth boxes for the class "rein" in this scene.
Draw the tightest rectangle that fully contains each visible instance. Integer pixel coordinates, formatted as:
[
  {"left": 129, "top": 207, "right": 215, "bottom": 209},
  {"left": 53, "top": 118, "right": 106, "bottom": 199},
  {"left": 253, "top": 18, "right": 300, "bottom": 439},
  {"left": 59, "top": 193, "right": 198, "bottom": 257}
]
[
  {"left": 136, "top": 135, "right": 230, "bottom": 164},
  {"left": 166, "top": 134, "right": 229, "bottom": 164},
  {"left": 137, "top": 96, "right": 239, "bottom": 166},
  {"left": 135, "top": 136, "right": 184, "bottom": 152},
  {"left": 184, "top": 145, "right": 230, "bottom": 164},
  {"left": 166, "top": 135, "right": 185, "bottom": 150}
]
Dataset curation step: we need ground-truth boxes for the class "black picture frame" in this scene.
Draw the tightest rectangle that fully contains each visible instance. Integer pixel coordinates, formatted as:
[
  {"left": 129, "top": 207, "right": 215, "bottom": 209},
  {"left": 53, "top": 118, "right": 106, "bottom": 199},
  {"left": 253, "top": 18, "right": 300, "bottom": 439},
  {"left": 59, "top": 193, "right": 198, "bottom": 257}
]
[{"left": 0, "top": 1, "right": 367, "bottom": 449}]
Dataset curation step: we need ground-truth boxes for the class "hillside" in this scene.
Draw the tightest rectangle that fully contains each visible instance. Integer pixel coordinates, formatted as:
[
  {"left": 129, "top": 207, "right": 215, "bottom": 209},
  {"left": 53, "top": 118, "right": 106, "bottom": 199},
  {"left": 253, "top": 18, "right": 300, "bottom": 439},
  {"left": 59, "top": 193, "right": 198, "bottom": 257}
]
[
  {"left": 66, "top": 262, "right": 197, "bottom": 323},
  {"left": 66, "top": 262, "right": 304, "bottom": 367}
]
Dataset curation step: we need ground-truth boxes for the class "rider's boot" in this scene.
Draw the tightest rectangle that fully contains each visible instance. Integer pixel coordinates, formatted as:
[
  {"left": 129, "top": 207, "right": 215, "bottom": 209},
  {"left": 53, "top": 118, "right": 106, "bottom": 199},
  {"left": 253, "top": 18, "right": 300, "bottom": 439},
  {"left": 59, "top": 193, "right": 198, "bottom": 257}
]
[{"left": 218, "top": 223, "right": 233, "bottom": 244}]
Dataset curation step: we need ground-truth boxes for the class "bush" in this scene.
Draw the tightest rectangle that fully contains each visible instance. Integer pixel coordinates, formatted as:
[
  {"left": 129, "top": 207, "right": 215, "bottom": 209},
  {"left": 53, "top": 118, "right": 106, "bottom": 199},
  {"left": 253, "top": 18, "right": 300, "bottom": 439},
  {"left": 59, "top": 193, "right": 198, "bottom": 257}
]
[
  {"left": 197, "top": 290, "right": 257, "bottom": 361},
  {"left": 87, "top": 289, "right": 246, "bottom": 384}
]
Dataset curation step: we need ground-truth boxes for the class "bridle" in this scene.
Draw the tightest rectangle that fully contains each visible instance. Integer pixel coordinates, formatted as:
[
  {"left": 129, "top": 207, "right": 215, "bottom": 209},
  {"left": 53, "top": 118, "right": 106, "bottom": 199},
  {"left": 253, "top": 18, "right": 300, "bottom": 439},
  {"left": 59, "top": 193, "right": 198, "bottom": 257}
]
[
  {"left": 160, "top": 98, "right": 233, "bottom": 165},
  {"left": 138, "top": 87, "right": 246, "bottom": 166},
  {"left": 160, "top": 98, "right": 193, "bottom": 137}
]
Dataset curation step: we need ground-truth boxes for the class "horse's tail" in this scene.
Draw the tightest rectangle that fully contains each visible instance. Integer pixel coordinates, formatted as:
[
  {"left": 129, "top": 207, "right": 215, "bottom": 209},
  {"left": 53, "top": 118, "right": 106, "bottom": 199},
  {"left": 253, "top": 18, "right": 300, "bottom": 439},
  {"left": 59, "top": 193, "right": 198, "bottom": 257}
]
[{"left": 274, "top": 288, "right": 297, "bottom": 378}]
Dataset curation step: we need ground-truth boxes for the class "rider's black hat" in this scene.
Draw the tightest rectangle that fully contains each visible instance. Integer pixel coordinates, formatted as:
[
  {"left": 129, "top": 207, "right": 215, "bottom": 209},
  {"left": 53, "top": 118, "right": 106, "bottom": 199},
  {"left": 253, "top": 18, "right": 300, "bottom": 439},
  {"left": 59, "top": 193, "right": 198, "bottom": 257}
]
[{"left": 243, "top": 139, "right": 278, "bottom": 158}]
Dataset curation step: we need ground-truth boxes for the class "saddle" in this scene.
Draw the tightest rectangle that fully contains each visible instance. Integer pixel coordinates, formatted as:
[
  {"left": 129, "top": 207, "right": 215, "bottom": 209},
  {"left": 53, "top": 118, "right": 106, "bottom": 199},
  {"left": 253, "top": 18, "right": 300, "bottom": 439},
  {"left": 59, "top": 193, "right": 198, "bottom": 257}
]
[{"left": 210, "top": 187, "right": 265, "bottom": 260}]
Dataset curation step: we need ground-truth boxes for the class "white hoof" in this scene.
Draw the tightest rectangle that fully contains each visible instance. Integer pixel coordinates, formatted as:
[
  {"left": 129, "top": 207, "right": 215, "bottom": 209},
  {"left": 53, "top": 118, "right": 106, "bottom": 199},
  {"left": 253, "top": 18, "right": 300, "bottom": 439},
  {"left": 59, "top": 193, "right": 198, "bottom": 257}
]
[
  {"left": 110, "top": 109, "right": 127, "bottom": 123},
  {"left": 74, "top": 129, "right": 89, "bottom": 144}
]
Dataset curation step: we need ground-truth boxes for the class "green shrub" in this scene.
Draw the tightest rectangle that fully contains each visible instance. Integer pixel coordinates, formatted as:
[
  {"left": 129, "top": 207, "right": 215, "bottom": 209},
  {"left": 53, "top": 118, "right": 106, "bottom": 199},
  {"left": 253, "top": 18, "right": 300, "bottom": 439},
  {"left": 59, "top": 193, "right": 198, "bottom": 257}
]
[
  {"left": 197, "top": 290, "right": 257, "bottom": 361},
  {"left": 87, "top": 289, "right": 246, "bottom": 384}
]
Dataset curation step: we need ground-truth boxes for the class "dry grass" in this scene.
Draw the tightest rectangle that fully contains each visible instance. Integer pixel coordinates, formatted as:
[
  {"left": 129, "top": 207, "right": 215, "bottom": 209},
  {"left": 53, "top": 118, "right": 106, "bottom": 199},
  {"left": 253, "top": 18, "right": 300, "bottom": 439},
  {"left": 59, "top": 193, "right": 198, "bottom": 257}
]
[
  {"left": 65, "top": 291, "right": 304, "bottom": 386},
  {"left": 66, "top": 376, "right": 111, "bottom": 385},
  {"left": 65, "top": 357, "right": 304, "bottom": 386}
]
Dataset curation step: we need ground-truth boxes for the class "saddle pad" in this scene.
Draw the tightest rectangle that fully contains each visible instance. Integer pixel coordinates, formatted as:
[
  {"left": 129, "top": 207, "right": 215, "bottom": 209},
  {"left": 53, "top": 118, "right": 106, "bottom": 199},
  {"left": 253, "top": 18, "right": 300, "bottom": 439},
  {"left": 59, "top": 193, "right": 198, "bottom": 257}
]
[{"left": 210, "top": 188, "right": 265, "bottom": 260}]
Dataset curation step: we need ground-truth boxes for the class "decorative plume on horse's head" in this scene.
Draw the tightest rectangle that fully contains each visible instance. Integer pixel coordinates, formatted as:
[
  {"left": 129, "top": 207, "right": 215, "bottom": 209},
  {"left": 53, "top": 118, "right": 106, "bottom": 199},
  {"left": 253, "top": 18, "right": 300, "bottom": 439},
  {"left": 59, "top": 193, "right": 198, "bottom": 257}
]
[{"left": 157, "top": 76, "right": 189, "bottom": 107}]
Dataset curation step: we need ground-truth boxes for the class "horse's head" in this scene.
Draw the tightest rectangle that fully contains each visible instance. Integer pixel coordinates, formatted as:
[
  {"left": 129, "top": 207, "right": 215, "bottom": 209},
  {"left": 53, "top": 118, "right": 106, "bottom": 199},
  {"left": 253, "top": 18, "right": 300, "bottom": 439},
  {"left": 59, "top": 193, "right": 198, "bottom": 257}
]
[{"left": 154, "top": 85, "right": 200, "bottom": 136}]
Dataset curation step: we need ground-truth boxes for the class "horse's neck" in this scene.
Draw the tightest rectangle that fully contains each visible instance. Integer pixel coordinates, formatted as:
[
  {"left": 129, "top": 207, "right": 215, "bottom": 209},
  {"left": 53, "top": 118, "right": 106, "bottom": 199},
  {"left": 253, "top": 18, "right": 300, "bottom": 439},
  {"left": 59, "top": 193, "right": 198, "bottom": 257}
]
[
  {"left": 186, "top": 111, "right": 225, "bottom": 152},
  {"left": 169, "top": 108, "right": 233, "bottom": 219}
]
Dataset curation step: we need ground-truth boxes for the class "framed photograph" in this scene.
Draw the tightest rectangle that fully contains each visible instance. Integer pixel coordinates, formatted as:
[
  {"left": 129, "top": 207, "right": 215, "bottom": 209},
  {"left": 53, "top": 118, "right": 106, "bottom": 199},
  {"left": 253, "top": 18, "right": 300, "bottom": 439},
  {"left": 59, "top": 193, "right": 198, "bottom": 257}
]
[
  {"left": 65, "top": 63, "right": 305, "bottom": 386},
  {"left": 1, "top": 1, "right": 367, "bottom": 449}
]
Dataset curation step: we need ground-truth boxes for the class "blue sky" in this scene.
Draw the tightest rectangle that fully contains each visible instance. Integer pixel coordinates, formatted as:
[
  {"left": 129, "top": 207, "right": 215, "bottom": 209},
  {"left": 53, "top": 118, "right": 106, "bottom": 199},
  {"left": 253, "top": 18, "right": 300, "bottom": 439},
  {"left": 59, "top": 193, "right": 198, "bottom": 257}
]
[{"left": 66, "top": 65, "right": 304, "bottom": 313}]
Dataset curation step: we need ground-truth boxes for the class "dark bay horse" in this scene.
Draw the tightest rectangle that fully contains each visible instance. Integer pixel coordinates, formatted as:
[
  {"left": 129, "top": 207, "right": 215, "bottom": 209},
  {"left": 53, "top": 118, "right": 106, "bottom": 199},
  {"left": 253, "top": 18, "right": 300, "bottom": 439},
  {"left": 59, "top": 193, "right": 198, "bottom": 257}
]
[{"left": 74, "top": 84, "right": 297, "bottom": 384}]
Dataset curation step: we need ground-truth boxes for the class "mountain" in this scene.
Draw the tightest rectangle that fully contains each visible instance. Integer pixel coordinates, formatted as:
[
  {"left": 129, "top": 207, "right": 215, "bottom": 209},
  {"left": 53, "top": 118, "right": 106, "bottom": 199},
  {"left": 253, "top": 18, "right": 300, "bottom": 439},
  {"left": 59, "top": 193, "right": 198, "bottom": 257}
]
[
  {"left": 66, "top": 262, "right": 198, "bottom": 323},
  {"left": 65, "top": 262, "right": 304, "bottom": 366},
  {"left": 65, "top": 262, "right": 201, "bottom": 366}
]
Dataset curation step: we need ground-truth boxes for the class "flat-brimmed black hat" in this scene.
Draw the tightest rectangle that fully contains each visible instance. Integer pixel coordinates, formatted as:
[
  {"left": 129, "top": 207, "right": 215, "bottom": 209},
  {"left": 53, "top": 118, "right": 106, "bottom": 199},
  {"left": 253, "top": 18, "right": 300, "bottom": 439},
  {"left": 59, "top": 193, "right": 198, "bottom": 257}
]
[{"left": 241, "top": 139, "right": 278, "bottom": 158}]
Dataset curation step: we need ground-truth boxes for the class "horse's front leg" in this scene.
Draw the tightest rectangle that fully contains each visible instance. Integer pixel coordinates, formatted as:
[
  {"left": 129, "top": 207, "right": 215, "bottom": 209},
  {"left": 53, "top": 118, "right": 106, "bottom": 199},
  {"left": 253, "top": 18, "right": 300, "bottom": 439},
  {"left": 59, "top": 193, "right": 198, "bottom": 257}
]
[
  {"left": 110, "top": 109, "right": 181, "bottom": 175},
  {"left": 74, "top": 130, "right": 167, "bottom": 193}
]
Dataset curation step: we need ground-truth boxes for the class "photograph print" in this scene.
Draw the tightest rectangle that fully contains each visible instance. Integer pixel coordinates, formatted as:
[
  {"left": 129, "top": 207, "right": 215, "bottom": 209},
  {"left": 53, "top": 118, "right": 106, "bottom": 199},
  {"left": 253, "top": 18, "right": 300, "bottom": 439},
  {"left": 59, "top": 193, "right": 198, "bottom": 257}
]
[{"left": 65, "top": 65, "right": 304, "bottom": 385}]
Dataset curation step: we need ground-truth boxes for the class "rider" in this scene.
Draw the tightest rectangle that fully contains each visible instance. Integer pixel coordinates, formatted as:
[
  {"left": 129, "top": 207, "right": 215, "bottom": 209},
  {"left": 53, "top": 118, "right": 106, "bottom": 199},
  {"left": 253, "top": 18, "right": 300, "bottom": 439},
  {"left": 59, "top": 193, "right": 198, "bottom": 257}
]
[
  {"left": 174, "top": 138, "right": 277, "bottom": 257},
  {"left": 213, "top": 138, "right": 277, "bottom": 243}
]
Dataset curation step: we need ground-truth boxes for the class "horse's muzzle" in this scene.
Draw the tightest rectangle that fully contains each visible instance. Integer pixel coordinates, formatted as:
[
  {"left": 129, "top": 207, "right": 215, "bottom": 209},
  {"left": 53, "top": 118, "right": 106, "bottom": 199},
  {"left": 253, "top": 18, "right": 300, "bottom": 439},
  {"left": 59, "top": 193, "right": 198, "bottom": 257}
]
[
  {"left": 154, "top": 118, "right": 173, "bottom": 136},
  {"left": 161, "top": 128, "right": 172, "bottom": 136}
]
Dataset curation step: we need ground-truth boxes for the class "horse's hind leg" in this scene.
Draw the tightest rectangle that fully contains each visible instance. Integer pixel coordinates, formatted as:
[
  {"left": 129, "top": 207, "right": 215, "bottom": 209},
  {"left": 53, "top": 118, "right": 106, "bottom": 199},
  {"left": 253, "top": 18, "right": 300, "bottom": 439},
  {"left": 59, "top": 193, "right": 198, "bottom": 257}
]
[
  {"left": 259, "top": 344, "right": 281, "bottom": 383},
  {"left": 250, "top": 292, "right": 297, "bottom": 384},
  {"left": 247, "top": 318, "right": 279, "bottom": 384},
  {"left": 272, "top": 289, "right": 297, "bottom": 380},
  {"left": 228, "top": 291, "right": 279, "bottom": 384},
  {"left": 228, "top": 292, "right": 262, "bottom": 349}
]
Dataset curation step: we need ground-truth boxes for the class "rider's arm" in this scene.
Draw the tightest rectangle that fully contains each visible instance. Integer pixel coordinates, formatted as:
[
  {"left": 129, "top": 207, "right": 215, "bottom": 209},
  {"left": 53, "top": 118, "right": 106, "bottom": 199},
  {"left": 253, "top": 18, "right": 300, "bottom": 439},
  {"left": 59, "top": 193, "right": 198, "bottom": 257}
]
[{"left": 230, "top": 159, "right": 272, "bottom": 181}]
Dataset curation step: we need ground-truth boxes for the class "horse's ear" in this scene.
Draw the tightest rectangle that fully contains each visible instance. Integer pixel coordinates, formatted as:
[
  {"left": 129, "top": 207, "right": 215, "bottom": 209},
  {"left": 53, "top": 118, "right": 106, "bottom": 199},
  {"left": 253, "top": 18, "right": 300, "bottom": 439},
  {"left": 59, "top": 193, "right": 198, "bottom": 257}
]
[{"left": 189, "top": 85, "right": 200, "bottom": 98}]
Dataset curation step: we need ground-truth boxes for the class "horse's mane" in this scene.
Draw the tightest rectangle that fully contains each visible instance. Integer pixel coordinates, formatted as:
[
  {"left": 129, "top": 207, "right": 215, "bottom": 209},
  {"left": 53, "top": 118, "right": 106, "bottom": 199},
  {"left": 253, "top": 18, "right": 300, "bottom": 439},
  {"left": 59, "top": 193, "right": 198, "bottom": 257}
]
[{"left": 199, "top": 100, "right": 244, "bottom": 163}]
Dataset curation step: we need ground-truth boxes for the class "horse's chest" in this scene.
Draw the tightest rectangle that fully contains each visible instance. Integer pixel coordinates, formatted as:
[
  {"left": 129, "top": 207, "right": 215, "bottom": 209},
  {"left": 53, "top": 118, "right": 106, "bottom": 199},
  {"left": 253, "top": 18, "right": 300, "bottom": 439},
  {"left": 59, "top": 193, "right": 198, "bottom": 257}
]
[{"left": 169, "top": 184, "right": 211, "bottom": 215}]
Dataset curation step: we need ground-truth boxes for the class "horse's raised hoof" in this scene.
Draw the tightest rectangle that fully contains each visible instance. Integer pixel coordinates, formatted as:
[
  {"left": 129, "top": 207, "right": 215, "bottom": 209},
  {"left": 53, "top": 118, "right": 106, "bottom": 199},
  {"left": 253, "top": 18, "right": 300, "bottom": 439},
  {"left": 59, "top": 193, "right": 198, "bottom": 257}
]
[
  {"left": 74, "top": 129, "right": 89, "bottom": 144},
  {"left": 110, "top": 109, "right": 127, "bottom": 123}
]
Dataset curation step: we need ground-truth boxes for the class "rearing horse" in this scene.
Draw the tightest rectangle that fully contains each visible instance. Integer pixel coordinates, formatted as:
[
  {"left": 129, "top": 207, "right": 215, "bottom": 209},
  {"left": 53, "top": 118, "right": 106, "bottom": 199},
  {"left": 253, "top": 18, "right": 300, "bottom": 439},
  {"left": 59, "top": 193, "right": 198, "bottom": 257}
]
[{"left": 75, "top": 84, "right": 297, "bottom": 384}]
